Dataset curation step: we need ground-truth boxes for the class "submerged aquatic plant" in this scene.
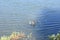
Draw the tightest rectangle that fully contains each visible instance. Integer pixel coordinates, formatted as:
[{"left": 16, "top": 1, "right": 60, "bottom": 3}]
[
  {"left": 49, "top": 34, "right": 56, "bottom": 40},
  {"left": 0, "top": 32, "right": 35, "bottom": 40},
  {"left": 49, "top": 33, "right": 60, "bottom": 40},
  {"left": 0, "top": 36, "right": 10, "bottom": 40}
]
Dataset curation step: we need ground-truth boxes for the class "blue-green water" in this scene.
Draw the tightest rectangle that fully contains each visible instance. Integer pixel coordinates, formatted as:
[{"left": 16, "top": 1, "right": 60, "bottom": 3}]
[
  {"left": 0, "top": 0, "right": 60, "bottom": 40},
  {"left": 35, "top": 9, "right": 60, "bottom": 40}
]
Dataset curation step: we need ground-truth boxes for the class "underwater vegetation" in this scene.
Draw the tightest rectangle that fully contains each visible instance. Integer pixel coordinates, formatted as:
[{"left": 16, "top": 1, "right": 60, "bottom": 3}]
[
  {"left": 49, "top": 33, "right": 60, "bottom": 40},
  {"left": 0, "top": 32, "right": 35, "bottom": 40}
]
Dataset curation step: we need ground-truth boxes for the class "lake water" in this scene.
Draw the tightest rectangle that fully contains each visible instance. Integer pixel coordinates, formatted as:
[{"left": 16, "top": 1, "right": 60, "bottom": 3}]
[{"left": 0, "top": 0, "right": 60, "bottom": 40}]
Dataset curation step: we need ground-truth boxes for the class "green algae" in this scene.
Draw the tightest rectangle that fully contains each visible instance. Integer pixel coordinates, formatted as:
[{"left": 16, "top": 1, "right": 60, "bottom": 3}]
[
  {"left": 49, "top": 33, "right": 60, "bottom": 40},
  {"left": 0, "top": 32, "right": 35, "bottom": 40}
]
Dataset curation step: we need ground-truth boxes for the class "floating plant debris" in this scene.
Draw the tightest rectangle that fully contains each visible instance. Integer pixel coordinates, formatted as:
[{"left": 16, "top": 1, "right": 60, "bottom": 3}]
[
  {"left": 48, "top": 33, "right": 60, "bottom": 40},
  {"left": 0, "top": 32, "right": 35, "bottom": 40}
]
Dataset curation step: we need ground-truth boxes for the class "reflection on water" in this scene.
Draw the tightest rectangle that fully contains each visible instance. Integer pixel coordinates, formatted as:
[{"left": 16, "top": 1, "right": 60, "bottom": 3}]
[
  {"left": 0, "top": 8, "right": 60, "bottom": 40},
  {"left": 36, "top": 8, "right": 60, "bottom": 40}
]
